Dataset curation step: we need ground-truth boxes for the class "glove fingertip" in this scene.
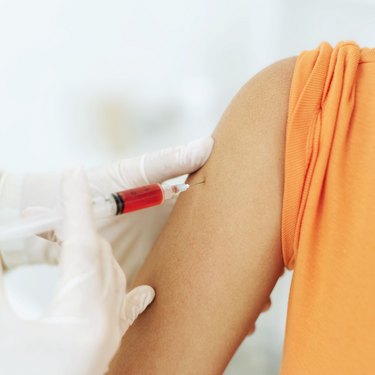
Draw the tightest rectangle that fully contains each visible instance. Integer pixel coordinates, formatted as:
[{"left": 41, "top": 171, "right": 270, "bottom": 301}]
[
  {"left": 143, "top": 136, "right": 214, "bottom": 183},
  {"left": 123, "top": 285, "right": 155, "bottom": 326},
  {"left": 182, "top": 135, "right": 214, "bottom": 171},
  {"left": 188, "top": 136, "right": 214, "bottom": 161}
]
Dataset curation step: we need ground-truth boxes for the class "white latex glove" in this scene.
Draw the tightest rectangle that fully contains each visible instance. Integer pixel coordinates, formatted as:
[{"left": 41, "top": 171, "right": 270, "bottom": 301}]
[
  {"left": 0, "top": 137, "right": 213, "bottom": 282},
  {"left": 0, "top": 169, "right": 154, "bottom": 375}
]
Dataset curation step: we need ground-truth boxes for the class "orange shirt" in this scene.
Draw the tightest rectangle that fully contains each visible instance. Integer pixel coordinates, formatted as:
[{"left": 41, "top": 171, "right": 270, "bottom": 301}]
[{"left": 281, "top": 41, "right": 375, "bottom": 374}]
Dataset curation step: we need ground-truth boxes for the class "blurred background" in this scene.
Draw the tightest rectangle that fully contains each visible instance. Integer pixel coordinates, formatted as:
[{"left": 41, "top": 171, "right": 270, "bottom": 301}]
[{"left": 0, "top": 0, "right": 374, "bottom": 373}]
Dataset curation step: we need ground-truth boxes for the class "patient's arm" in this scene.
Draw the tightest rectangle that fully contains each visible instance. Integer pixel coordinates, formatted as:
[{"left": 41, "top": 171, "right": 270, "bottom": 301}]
[{"left": 109, "top": 57, "right": 296, "bottom": 374}]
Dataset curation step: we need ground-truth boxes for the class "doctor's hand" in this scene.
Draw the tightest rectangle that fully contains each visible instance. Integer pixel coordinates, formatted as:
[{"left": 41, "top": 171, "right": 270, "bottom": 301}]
[
  {"left": 1, "top": 137, "right": 213, "bottom": 278},
  {"left": 0, "top": 170, "right": 154, "bottom": 375}
]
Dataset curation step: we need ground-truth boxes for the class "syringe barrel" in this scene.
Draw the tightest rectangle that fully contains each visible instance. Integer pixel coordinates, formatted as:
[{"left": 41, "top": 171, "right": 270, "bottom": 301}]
[{"left": 113, "top": 183, "right": 164, "bottom": 214}]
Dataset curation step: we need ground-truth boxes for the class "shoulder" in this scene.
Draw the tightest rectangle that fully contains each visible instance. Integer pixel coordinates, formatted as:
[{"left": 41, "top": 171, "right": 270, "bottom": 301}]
[{"left": 239, "top": 57, "right": 297, "bottom": 100}]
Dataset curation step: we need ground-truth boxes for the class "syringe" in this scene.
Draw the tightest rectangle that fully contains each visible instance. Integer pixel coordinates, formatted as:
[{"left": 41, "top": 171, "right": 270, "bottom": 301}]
[{"left": 0, "top": 183, "right": 189, "bottom": 242}]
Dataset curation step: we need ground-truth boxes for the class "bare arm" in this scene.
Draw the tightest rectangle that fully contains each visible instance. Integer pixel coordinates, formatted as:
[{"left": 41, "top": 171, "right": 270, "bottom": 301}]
[{"left": 109, "top": 56, "right": 296, "bottom": 374}]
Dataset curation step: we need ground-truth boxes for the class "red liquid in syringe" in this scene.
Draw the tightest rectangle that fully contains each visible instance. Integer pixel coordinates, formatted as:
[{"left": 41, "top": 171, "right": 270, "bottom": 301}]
[{"left": 115, "top": 183, "right": 164, "bottom": 214}]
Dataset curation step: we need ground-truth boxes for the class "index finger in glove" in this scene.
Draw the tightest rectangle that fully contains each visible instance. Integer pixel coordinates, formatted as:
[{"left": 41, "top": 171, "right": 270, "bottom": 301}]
[
  {"left": 120, "top": 285, "right": 155, "bottom": 334},
  {"left": 88, "top": 136, "right": 214, "bottom": 195}
]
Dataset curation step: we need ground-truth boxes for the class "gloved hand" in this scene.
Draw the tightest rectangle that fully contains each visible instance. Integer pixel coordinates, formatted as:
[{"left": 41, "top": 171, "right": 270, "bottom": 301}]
[
  {"left": 0, "top": 169, "right": 154, "bottom": 375},
  {"left": 0, "top": 137, "right": 213, "bottom": 283}
]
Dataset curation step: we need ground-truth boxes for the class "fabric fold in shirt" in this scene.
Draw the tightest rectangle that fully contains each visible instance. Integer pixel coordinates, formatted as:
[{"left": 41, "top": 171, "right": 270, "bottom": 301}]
[{"left": 281, "top": 41, "right": 375, "bottom": 374}]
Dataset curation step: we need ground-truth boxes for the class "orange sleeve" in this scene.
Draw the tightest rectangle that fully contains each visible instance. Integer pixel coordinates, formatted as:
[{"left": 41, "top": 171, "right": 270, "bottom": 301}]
[{"left": 281, "top": 42, "right": 375, "bottom": 374}]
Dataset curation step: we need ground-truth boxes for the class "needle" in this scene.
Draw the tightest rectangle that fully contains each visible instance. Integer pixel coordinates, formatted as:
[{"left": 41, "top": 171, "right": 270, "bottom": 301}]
[{"left": 190, "top": 180, "right": 206, "bottom": 186}]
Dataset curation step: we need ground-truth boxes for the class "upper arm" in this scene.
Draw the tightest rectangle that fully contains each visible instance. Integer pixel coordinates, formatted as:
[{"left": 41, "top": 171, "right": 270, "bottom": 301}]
[{"left": 109, "top": 57, "right": 296, "bottom": 374}]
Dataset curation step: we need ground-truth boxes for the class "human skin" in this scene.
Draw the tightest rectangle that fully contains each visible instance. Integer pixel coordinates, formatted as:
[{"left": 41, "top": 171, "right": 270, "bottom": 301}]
[{"left": 109, "top": 56, "right": 296, "bottom": 374}]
